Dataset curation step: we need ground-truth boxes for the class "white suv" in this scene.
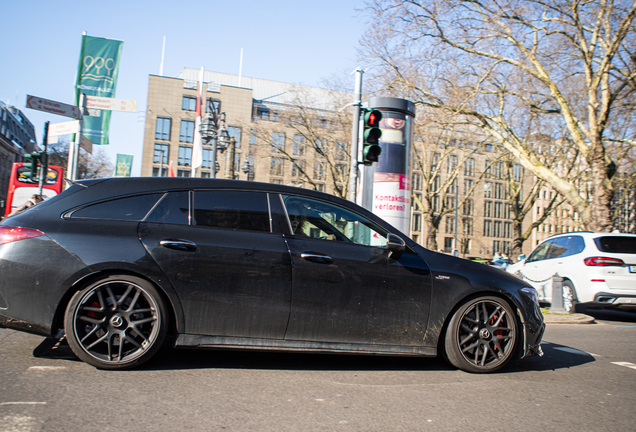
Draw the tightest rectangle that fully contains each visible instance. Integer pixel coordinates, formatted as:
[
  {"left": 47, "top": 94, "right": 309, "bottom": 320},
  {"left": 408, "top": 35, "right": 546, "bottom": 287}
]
[{"left": 507, "top": 232, "right": 636, "bottom": 312}]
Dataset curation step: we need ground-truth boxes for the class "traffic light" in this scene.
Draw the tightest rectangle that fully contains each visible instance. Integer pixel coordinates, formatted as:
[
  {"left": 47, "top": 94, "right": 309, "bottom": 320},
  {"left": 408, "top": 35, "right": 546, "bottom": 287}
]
[
  {"left": 22, "top": 152, "right": 43, "bottom": 182},
  {"left": 362, "top": 109, "right": 382, "bottom": 164}
]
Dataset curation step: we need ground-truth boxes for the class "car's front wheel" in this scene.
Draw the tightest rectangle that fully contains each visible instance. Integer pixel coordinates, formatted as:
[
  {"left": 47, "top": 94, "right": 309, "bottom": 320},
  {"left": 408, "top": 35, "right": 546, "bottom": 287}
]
[
  {"left": 444, "top": 296, "right": 518, "bottom": 373},
  {"left": 64, "top": 275, "right": 168, "bottom": 370}
]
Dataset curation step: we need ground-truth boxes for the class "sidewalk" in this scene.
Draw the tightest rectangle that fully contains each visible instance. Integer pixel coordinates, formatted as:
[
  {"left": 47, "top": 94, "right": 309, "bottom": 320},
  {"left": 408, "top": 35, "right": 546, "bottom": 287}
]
[{"left": 543, "top": 311, "right": 595, "bottom": 324}]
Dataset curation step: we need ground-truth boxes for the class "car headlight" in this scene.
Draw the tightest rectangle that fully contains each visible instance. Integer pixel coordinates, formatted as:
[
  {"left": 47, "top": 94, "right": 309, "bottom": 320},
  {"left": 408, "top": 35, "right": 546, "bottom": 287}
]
[{"left": 520, "top": 287, "right": 539, "bottom": 306}]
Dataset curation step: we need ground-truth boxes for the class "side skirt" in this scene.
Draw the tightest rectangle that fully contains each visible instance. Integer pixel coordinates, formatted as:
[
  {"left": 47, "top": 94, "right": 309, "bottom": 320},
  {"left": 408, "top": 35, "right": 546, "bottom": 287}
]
[{"left": 175, "top": 334, "right": 437, "bottom": 357}]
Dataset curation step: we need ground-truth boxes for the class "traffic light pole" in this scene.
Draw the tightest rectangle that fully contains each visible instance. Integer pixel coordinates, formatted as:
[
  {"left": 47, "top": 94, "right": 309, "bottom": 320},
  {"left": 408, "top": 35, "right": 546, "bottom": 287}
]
[
  {"left": 38, "top": 121, "right": 50, "bottom": 196},
  {"left": 348, "top": 69, "right": 363, "bottom": 203}
]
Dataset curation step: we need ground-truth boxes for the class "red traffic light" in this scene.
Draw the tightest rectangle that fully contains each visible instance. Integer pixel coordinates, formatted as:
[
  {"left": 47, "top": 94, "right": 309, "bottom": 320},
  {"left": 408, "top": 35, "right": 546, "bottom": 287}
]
[{"left": 364, "top": 109, "right": 382, "bottom": 127}]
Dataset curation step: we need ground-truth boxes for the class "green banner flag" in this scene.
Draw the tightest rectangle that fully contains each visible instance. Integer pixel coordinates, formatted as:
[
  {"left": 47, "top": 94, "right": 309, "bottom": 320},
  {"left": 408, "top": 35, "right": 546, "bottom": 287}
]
[
  {"left": 75, "top": 35, "right": 123, "bottom": 145},
  {"left": 114, "top": 154, "right": 133, "bottom": 177}
]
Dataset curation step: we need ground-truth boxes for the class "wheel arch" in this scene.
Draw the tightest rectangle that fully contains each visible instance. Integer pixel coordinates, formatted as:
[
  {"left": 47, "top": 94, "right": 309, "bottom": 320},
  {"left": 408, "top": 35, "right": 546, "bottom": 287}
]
[{"left": 51, "top": 269, "right": 183, "bottom": 339}]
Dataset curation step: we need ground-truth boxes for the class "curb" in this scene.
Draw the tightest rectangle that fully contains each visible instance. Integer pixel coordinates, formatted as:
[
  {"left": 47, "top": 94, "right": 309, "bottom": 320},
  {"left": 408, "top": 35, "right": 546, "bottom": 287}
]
[{"left": 543, "top": 313, "right": 595, "bottom": 324}]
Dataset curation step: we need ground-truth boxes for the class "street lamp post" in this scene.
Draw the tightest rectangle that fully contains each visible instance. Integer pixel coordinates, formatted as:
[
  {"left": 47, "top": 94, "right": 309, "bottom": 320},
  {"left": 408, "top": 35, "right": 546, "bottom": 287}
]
[{"left": 199, "top": 98, "right": 230, "bottom": 178}]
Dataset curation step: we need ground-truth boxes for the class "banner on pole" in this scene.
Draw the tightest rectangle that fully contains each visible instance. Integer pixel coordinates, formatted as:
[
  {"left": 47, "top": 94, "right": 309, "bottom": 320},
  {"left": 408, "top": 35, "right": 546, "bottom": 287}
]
[
  {"left": 114, "top": 154, "right": 133, "bottom": 177},
  {"left": 75, "top": 35, "right": 123, "bottom": 145}
]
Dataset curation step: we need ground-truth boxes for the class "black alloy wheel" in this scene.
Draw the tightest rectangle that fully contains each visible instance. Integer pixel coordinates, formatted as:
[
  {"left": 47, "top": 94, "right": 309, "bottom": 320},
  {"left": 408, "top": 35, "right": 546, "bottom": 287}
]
[
  {"left": 64, "top": 275, "right": 167, "bottom": 370},
  {"left": 445, "top": 296, "right": 518, "bottom": 373}
]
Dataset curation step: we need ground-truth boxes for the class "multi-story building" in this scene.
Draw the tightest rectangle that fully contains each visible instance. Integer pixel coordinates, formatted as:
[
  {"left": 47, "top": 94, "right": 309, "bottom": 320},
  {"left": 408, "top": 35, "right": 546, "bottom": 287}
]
[{"left": 0, "top": 101, "right": 39, "bottom": 214}]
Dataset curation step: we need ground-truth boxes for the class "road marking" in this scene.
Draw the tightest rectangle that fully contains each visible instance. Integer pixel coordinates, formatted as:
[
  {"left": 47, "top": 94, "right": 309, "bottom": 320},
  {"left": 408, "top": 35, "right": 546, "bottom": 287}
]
[
  {"left": 611, "top": 362, "right": 636, "bottom": 370},
  {"left": 0, "top": 402, "right": 47, "bottom": 405},
  {"left": 28, "top": 366, "right": 66, "bottom": 371}
]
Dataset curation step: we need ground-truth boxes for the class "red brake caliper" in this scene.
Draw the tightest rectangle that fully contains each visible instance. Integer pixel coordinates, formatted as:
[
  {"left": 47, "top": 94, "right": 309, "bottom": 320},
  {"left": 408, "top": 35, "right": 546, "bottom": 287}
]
[{"left": 87, "top": 302, "right": 101, "bottom": 319}]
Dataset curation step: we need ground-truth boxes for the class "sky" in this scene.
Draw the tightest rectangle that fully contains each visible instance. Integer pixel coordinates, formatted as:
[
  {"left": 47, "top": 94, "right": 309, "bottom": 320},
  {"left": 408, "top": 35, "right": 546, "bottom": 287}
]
[{"left": 1, "top": 0, "right": 368, "bottom": 176}]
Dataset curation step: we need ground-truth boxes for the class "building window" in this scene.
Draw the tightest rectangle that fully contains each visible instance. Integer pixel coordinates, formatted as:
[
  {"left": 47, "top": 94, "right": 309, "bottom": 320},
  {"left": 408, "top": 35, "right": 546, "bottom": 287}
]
[
  {"left": 155, "top": 117, "right": 171, "bottom": 141},
  {"left": 153, "top": 143, "right": 169, "bottom": 164},
  {"left": 270, "top": 157, "right": 284, "bottom": 176},
  {"left": 250, "top": 130, "right": 257, "bottom": 146},
  {"left": 432, "top": 153, "right": 440, "bottom": 171},
  {"left": 177, "top": 169, "right": 191, "bottom": 177},
  {"left": 494, "top": 201, "right": 503, "bottom": 218},
  {"left": 293, "top": 135, "right": 305, "bottom": 156},
  {"left": 270, "top": 178, "right": 283, "bottom": 185},
  {"left": 291, "top": 159, "right": 305, "bottom": 177},
  {"left": 463, "top": 218, "right": 473, "bottom": 235},
  {"left": 446, "top": 216, "right": 455, "bottom": 234},
  {"left": 272, "top": 132, "right": 285, "bottom": 152},
  {"left": 484, "top": 181, "right": 493, "bottom": 198},
  {"left": 493, "top": 221, "right": 502, "bottom": 237},
  {"left": 202, "top": 149, "right": 213, "bottom": 169},
  {"left": 335, "top": 141, "right": 347, "bottom": 161},
  {"left": 504, "top": 222, "right": 512, "bottom": 238},
  {"left": 228, "top": 126, "right": 241, "bottom": 149},
  {"left": 494, "top": 182, "right": 504, "bottom": 199},
  {"left": 182, "top": 96, "right": 197, "bottom": 111},
  {"left": 432, "top": 195, "right": 440, "bottom": 213},
  {"left": 180, "top": 120, "right": 195, "bottom": 143},
  {"left": 464, "top": 158, "right": 474, "bottom": 176},
  {"left": 413, "top": 192, "right": 422, "bottom": 211},
  {"left": 444, "top": 237, "right": 453, "bottom": 253},
  {"left": 314, "top": 160, "right": 325, "bottom": 180},
  {"left": 178, "top": 146, "right": 192, "bottom": 166},
  {"left": 484, "top": 219, "right": 492, "bottom": 237},
  {"left": 315, "top": 138, "right": 327, "bottom": 157},
  {"left": 335, "top": 163, "right": 347, "bottom": 178},
  {"left": 315, "top": 183, "right": 325, "bottom": 192},
  {"left": 513, "top": 164, "right": 523, "bottom": 182},
  {"left": 412, "top": 213, "right": 421, "bottom": 232},
  {"left": 206, "top": 99, "right": 221, "bottom": 113},
  {"left": 493, "top": 240, "right": 501, "bottom": 253},
  {"left": 412, "top": 173, "right": 422, "bottom": 191},
  {"left": 484, "top": 200, "right": 492, "bottom": 218},
  {"left": 464, "top": 178, "right": 473, "bottom": 196},
  {"left": 447, "top": 154, "right": 457, "bottom": 173},
  {"left": 463, "top": 199, "right": 473, "bottom": 216},
  {"left": 461, "top": 238, "right": 471, "bottom": 254}
]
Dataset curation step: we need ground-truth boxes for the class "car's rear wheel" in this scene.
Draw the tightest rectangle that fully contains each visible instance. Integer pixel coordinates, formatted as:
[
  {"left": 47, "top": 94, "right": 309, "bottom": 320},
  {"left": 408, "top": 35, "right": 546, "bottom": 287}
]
[
  {"left": 562, "top": 280, "right": 578, "bottom": 313},
  {"left": 444, "top": 296, "right": 518, "bottom": 373},
  {"left": 64, "top": 275, "right": 167, "bottom": 370}
]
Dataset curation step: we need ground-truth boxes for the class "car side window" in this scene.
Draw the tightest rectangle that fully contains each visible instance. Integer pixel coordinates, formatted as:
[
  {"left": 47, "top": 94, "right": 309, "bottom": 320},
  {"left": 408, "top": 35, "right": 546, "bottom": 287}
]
[
  {"left": 69, "top": 193, "right": 163, "bottom": 221},
  {"left": 526, "top": 240, "right": 553, "bottom": 263},
  {"left": 281, "top": 194, "right": 389, "bottom": 247},
  {"left": 193, "top": 190, "right": 270, "bottom": 232},
  {"left": 547, "top": 237, "right": 570, "bottom": 259},
  {"left": 571, "top": 236, "right": 585, "bottom": 255},
  {"left": 145, "top": 191, "right": 190, "bottom": 225}
]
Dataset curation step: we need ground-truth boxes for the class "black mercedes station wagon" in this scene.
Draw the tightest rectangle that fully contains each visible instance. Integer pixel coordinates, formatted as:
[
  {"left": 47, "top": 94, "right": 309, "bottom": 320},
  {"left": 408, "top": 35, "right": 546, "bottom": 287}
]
[{"left": 0, "top": 178, "right": 544, "bottom": 373}]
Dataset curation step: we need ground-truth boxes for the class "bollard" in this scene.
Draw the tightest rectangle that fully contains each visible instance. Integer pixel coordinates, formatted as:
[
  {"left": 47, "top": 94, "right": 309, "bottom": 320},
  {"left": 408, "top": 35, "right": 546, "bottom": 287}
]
[{"left": 551, "top": 276, "right": 565, "bottom": 312}]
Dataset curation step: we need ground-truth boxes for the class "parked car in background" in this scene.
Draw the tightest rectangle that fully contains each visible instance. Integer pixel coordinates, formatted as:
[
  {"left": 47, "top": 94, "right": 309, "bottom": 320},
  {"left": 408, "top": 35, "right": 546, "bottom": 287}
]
[
  {"left": 0, "top": 178, "right": 544, "bottom": 373},
  {"left": 507, "top": 232, "right": 636, "bottom": 312}
]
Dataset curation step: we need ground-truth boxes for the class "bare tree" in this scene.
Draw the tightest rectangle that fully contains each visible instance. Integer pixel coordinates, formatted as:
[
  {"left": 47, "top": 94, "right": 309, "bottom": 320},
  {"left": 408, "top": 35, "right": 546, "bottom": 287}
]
[
  {"left": 47, "top": 139, "right": 114, "bottom": 179},
  {"left": 249, "top": 85, "right": 353, "bottom": 198},
  {"left": 361, "top": 0, "right": 636, "bottom": 232}
]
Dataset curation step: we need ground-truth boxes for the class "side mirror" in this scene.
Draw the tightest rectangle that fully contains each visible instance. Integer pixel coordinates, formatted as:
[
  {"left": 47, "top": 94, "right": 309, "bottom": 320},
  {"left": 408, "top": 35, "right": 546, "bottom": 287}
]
[{"left": 386, "top": 233, "right": 405, "bottom": 259}]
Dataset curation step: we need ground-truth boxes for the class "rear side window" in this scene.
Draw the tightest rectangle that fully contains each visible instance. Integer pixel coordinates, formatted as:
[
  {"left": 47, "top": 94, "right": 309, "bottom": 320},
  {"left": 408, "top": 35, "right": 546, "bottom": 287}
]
[
  {"left": 145, "top": 191, "right": 190, "bottom": 225},
  {"left": 594, "top": 236, "right": 636, "bottom": 254},
  {"left": 70, "top": 194, "right": 162, "bottom": 221},
  {"left": 193, "top": 190, "right": 270, "bottom": 232}
]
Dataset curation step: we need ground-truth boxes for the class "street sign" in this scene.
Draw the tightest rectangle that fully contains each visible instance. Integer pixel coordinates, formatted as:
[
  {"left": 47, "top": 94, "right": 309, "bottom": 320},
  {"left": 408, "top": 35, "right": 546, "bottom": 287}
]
[
  {"left": 48, "top": 120, "right": 80, "bottom": 137},
  {"left": 26, "top": 95, "right": 82, "bottom": 119},
  {"left": 85, "top": 96, "right": 137, "bottom": 113},
  {"left": 80, "top": 135, "right": 93, "bottom": 154}
]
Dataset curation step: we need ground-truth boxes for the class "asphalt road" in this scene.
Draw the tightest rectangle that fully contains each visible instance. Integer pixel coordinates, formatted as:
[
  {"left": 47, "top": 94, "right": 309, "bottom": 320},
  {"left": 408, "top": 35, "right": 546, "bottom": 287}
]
[{"left": 1, "top": 310, "right": 635, "bottom": 432}]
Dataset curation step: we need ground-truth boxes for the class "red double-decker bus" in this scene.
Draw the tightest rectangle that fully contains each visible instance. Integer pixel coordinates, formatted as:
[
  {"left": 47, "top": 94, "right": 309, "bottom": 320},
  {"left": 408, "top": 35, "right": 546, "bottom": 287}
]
[{"left": 5, "top": 163, "right": 64, "bottom": 217}]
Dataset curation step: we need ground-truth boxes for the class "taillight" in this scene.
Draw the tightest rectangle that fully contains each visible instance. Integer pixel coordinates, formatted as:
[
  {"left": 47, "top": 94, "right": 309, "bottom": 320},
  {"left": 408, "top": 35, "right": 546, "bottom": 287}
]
[
  {"left": 0, "top": 226, "right": 45, "bottom": 245},
  {"left": 584, "top": 256, "right": 625, "bottom": 266}
]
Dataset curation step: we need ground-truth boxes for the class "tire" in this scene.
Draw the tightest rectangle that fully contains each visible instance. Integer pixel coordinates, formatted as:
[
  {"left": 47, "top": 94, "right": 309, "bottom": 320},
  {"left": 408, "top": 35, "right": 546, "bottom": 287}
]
[
  {"left": 562, "top": 280, "right": 578, "bottom": 314},
  {"left": 64, "top": 275, "right": 168, "bottom": 370},
  {"left": 444, "top": 296, "right": 518, "bottom": 373}
]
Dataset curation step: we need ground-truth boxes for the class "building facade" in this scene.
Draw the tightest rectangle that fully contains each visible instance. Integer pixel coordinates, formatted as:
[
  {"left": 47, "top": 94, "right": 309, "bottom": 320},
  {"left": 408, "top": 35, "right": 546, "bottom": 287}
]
[{"left": 0, "top": 101, "right": 39, "bottom": 214}]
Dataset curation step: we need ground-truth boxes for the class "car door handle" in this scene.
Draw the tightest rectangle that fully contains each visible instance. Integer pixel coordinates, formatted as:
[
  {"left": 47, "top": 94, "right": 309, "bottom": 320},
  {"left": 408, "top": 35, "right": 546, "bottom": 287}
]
[
  {"left": 159, "top": 239, "right": 197, "bottom": 252},
  {"left": 301, "top": 253, "right": 333, "bottom": 264}
]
